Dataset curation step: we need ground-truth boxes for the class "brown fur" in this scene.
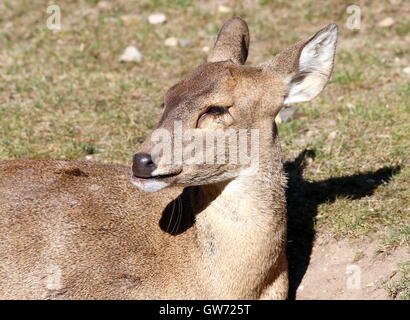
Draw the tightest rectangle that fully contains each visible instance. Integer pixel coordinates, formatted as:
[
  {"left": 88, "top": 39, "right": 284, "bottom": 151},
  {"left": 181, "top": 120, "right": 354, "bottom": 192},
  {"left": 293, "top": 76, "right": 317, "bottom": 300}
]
[{"left": 0, "top": 18, "right": 337, "bottom": 299}]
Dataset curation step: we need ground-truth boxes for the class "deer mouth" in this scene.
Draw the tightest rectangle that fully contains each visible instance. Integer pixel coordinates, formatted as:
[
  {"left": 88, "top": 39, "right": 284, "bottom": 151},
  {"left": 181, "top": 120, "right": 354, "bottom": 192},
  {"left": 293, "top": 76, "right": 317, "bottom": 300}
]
[
  {"left": 131, "top": 171, "right": 181, "bottom": 181},
  {"left": 131, "top": 167, "right": 182, "bottom": 183}
]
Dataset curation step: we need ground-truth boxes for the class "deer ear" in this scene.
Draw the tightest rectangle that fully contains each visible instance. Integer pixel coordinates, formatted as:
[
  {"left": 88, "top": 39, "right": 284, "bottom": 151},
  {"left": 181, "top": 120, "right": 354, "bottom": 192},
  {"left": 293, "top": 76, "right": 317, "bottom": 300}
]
[
  {"left": 263, "top": 24, "right": 338, "bottom": 105},
  {"left": 207, "top": 17, "right": 250, "bottom": 65}
]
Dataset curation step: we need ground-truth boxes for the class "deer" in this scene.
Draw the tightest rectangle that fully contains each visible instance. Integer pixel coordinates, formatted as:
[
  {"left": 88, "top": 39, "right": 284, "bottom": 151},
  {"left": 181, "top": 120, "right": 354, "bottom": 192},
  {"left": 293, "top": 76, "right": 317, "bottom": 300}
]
[{"left": 0, "top": 18, "right": 338, "bottom": 300}]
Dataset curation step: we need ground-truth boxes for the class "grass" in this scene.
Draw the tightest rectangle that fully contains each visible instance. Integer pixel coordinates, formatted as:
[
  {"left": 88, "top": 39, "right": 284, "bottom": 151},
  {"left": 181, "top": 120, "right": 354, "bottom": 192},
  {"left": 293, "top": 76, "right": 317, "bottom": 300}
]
[
  {"left": 385, "top": 262, "right": 410, "bottom": 300},
  {"left": 378, "top": 223, "right": 410, "bottom": 254},
  {"left": 0, "top": 0, "right": 409, "bottom": 297}
]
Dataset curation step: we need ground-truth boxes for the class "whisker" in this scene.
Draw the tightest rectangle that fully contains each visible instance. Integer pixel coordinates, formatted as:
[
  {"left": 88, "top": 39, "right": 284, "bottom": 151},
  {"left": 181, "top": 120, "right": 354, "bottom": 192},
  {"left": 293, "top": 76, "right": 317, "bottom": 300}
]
[{"left": 167, "top": 200, "right": 177, "bottom": 233}]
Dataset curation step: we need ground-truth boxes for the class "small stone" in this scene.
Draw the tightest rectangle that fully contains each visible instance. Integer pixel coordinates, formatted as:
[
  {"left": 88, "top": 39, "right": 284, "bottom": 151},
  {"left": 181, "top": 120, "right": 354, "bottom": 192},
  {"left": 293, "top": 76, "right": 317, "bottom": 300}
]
[
  {"left": 197, "top": 30, "right": 208, "bottom": 38},
  {"left": 274, "top": 114, "right": 282, "bottom": 124},
  {"left": 305, "top": 129, "right": 315, "bottom": 137},
  {"left": 0, "top": 52, "right": 13, "bottom": 66},
  {"left": 376, "top": 134, "right": 390, "bottom": 138},
  {"left": 120, "top": 15, "right": 140, "bottom": 25},
  {"left": 119, "top": 46, "right": 142, "bottom": 63},
  {"left": 148, "top": 13, "right": 166, "bottom": 25},
  {"left": 278, "top": 107, "right": 297, "bottom": 122},
  {"left": 81, "top": 8, "right": 98, "bottom": 18},
  {"left": 403, "top": 67, "right": 410, "bottom": 75},
  {"left": 378, "top": 17, "right": 395, "bottom": 27},
  {"left": 85, "top": 155, "right": 93, "bottom": 161},
  {"left": 326, "top": 119, "right": 337, "bottom": 126},
  {"left": 346, "top": 102, "right": 355, "bottom": 109},
  {"left": 328, "top": 131, "right": 337, "bottom": 140},
  {"left": 218, "top": 5, "right": 232, "bottom": 13},
  {"left": 97, "top": 1, "right": 111, "bottom": 10},
  {"left": 164, "top": 37, "right": 178, "bottom": 47},
  {"left": 202, "top": 46, "right": 210, "bottom": 53},
  {"left": 4, "top": 22, "right": 13, "bottom": 29},
  {"left": 179, "top": 39, "right": 192, "bottom": 47}
]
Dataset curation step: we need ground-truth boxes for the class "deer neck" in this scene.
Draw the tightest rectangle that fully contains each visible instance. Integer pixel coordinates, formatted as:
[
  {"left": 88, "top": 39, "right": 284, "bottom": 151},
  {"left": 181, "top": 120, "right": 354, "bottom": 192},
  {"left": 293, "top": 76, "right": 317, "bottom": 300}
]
[{"left": 194, "top": 120, "right": 287, "bottom": 298}]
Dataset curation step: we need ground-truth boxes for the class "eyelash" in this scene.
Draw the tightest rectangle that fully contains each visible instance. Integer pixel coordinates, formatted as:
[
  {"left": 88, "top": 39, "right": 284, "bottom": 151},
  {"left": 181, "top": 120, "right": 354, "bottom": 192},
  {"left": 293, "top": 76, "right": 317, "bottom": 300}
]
[
  {"left": 197, "top": 106, "right": 230, "bottom": 127},
  {"left": 204, "top": 106, "right": 229, "bottom": 115}
]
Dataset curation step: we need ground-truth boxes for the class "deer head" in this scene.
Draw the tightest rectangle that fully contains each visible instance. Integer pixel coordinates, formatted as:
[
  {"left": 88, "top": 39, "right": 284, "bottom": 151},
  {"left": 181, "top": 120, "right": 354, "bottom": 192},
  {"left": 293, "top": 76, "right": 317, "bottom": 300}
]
[{"left": 132, "top": 17, "right": 338, "bottom": 192}]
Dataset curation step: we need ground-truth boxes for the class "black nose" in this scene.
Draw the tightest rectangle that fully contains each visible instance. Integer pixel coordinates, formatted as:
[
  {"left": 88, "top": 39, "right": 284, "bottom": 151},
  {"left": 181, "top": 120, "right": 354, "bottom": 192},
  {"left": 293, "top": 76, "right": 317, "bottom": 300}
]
[{"left": 132, "top": 153, "right": 156, "bottom": 178}]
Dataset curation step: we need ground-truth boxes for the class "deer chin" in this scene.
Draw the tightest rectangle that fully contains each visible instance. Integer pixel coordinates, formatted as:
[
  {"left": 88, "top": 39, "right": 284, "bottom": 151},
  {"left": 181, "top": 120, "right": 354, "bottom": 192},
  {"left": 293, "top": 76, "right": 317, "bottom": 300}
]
[
  {"left": 131, "top": 170, "right": 181, "bottom": 193},
  {"left": 131, "top": 177, "right": 169, "bottom": 193}
]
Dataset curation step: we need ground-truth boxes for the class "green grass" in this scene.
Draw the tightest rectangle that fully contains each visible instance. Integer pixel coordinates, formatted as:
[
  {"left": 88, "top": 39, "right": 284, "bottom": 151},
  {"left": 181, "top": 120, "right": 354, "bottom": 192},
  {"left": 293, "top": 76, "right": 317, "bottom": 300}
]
[
  {"left": 385, "top": 262, "right": 410, "bottom": 300},
  {"left": 378, "top": 223, "right": 410, "bottom": 254},
  {"left": 0, "top": 0, "right": 409, "bottom": 297}
]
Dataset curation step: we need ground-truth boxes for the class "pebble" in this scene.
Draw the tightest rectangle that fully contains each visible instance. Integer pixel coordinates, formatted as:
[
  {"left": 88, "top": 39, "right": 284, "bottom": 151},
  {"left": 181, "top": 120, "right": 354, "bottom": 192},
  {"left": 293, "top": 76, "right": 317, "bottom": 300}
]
[
  {"left": 218, "top": 5, "right": 232, "bottom": 13},
  {"left": 305, "top": 129, "right": 316, "bottom": 137},
  {"left": 119, "top": 46, "right": 142, "bottom": 63},
  {"left": 378, "top": 17, "right": 395, "bottom": 27},
  {"left": 202, "top": 46, "right": 211, "bottom": 53},
  {"left": 328, "top": 131, "right": 337, "bottom": 140},
  {"left": 403, "top": 67, "right": 410, "bottom": 75},
  {"left": 326, "top": 119, "right": 337, "bottom": 126},
  {"left": 164, "top": 37, "right": 178, "bottom": 47},
  {"left": 120, "top": 15, "right": 140, "bottom": 25},
  {"left": 97, "top": 1, "right": 111, "bottom": 10},
  {"left": 148, "top": 13, "right": 167, "bottom": 25},
  {"left": 179, "top": 39, "right": 192, "bottom": 47}
]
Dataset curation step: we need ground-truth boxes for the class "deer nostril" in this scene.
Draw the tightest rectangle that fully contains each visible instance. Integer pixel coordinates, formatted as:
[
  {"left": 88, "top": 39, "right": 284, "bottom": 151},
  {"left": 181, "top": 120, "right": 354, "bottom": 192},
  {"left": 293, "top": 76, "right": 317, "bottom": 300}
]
[{"left": 132, "top": 153, "right": 157, "bottom": 178}]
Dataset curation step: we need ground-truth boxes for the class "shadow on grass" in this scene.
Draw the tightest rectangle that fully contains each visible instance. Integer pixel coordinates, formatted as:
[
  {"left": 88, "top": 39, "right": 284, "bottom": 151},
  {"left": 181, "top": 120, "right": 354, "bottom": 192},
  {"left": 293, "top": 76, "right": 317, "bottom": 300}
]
[{"left": 285, "top": 149, "right": 401, "bottom": 300}]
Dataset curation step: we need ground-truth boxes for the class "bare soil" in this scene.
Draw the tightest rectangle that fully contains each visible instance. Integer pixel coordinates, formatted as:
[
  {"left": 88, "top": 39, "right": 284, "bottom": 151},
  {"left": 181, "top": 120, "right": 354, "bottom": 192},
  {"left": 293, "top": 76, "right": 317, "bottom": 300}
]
[{"left": 295, "top": 234, "right": 409, "bottom": 300}]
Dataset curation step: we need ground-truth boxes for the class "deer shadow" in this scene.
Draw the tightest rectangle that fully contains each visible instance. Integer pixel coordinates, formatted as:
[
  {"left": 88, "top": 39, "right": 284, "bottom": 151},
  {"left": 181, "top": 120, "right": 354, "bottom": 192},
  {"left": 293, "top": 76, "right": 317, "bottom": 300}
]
[{"left": 285, "top": 149, "right": 401, "bottom": 300}]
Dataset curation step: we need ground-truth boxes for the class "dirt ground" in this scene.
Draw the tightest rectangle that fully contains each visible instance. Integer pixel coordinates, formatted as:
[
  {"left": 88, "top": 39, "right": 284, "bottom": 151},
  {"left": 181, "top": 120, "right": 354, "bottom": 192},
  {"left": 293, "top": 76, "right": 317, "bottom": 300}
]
[{"left": 295, "top": 234, "right": 409, "bottom": 300}]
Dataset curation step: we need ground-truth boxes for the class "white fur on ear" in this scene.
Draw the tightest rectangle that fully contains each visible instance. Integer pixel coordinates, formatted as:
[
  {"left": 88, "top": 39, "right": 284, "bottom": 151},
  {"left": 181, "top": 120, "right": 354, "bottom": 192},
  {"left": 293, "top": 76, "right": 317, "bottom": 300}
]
[{"left": 284, "top": 24, "right": 338, "bottom": 105}]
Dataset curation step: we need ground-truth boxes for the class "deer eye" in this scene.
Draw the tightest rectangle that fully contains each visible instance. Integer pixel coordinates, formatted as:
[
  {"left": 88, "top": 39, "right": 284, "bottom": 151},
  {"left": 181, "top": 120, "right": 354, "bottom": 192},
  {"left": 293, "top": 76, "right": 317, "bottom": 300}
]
[
  {"left": 204, "top": 106, "right": 229, "bottom": 115},
  {"left": 197, "top": 106, "right": 230, "bottom": 127}
]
